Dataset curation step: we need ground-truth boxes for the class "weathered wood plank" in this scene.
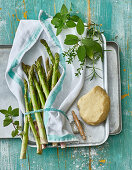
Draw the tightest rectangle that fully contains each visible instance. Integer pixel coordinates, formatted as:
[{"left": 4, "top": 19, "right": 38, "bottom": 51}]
[{"left": 0, "top": 0, "right": 132, "bottom": 170}]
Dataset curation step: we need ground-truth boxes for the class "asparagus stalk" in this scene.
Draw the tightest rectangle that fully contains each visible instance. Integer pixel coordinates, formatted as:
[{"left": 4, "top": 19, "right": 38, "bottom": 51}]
[
  {"left": 47, "top": 64, "right": 53, "bottom": 91},
  {"left": 46, "top": 58, "right": 50, "bottom": 73},
  {"left": 51, "top": 53, "right": 60, "bottom": 89},
  {"left": 28, "top": 66, "right": 48, "bottom": 144},
  {"left": 35, "top": 56, "right": 49, "bottom": 99},
  {"left": 20, "top": 106, "right": 29, "bottom": 159},
  {"left": 20, "top": 80, "right": 42, "bottom": 159},
  {"left": 40, "top": 39, "right": 55, "bottom": 65},
  {"left": 50, "top": 53, "right": 60, "bottom": 147},
  {"left": 40, "top": 39, "right": 61, "bottom": 79},
  {"left": 22, "top": 63, "right": 46, "bottom": 108}
]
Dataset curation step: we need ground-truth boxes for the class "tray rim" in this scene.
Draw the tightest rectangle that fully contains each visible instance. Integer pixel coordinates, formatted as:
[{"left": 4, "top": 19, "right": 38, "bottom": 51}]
[{"left": 106, "top": 41, "right": 122, "bottom": 135}]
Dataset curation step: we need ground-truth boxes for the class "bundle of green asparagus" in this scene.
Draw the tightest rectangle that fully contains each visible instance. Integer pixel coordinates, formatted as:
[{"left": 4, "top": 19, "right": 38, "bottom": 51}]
[{"left": 20, "top": 39, "right": 65, "bottom": 159}]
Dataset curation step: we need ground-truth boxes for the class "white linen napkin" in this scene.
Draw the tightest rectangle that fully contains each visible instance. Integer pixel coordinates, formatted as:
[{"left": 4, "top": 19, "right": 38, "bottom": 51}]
[{"left": 5, "top": 11, "right": 86, "bottom": 143}]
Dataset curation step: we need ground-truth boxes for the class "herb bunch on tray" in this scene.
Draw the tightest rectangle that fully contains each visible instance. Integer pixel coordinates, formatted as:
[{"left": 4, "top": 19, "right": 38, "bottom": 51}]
[{"left": 51, "top": 4, "right": 104, "bottom": 79}]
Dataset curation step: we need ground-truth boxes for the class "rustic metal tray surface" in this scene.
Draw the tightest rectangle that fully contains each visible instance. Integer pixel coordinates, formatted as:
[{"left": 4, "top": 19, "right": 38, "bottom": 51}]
[{"left": 0, "top": 42, "right": 122, "bottom": 146}]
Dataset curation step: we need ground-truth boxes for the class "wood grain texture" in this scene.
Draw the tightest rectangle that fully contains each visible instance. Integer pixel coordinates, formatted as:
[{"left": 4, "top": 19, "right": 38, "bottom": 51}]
[{"left": 0, "top": 0, "right": 132, "bottom": 169}]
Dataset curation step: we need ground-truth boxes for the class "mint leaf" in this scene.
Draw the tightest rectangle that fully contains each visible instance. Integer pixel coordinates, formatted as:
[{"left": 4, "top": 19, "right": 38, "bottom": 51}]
[
  {"left": 8, "top": 106, "right": 12, "bottom": 113},
  {"left": 13, "top": 121, "right": 19, "bottom": 126},
  {"left": 3, "top": 117, "right": 12, "bottom": 127},
  {"left": 56, "top": 26, "right": 63, "bottom": 36},
  {"left": 0, "top": 109, "right": 8, "bottom": 115},
  {"left": 70, "top": 15, "right": 79, "bottom": 22},
  {"left": 77, "top": 46, "right": 86, "bottom": 62},
  {"left": 11, "top": 129, "right": 19, "bottom": 137},
  {"left": 64, "top": 34, "right": 79, "bottom": 45},
  {"left": 66, "top": 20, "right": 76, "bottom": 28},
  {"left": 61, "top": 4, "right": 68, "bottom": 15},
  {"left": 51, "top": 18, "right": 60, "bottom": 27},
  {"left": 76, "top": 18, "right": 84, "bottom": 35},
  {"left": 12, "top": 108, "right": 19, "bottom": 117}
]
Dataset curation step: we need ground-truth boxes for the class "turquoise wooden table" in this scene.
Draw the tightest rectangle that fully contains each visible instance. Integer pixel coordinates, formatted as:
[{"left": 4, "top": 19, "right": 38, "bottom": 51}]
[{"left": 0, "top": 0, "right": 132, "bottom": 169}]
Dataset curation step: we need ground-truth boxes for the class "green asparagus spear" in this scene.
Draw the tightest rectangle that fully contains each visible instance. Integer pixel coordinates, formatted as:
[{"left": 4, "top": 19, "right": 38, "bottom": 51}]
[
  {"left": 47, "top": 64, "right": 53, "bottom": 91},
  {"left": 51, "top": 53, "right": 60, "bottom": 89},
  {"left": 20, "top": 107, "right": 29, "bottom": 159},
  {"left": 28, "top": 67, "right": 48, "bottom": 144},
  {"left": 46, "top": 57, "right": 50, "bottom": 73},
  {"left": 40, "top": 39, "right": 61, "bottom": 79},
  {"left": 22, "top": 63, "right": 46, "bottom": 108},
  {"left": 20, "top": 80, "right": 42, "bottom": 159},
  {"left": 40, "top": 39, "right": 55, "bottom": 65},
  {"left": 35, "top": 56, "right": 49, "bottom": 99}
]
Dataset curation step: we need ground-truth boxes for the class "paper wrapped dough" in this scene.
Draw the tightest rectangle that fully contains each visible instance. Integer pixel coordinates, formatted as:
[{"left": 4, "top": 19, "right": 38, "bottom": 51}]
[{"left": 77, "top": 86, "right": 110, "bottom": 125}]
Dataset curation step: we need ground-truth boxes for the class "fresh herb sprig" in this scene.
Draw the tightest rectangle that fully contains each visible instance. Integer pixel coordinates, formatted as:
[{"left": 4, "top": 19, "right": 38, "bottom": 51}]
[
  {"left": 0, "top": 106, "right": 23, "bottom": 137},
  {"left": 51, "top": 4, "right": 103, "bottom": 78}
]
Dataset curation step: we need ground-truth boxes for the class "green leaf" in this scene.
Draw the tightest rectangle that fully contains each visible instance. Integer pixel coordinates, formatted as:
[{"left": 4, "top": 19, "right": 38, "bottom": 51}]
[
  {"left": 77, "top": 46, "right": 86, "bottom": 62},
  {"left": 70, "top": 15, "right": 79, "bottom": 22},
  {"left": 0, "top": 109, "right": 8, "bottom": 115},
  {"left": 51, "top": 18, "right": 60, "bottom": 27},
  {"left": 66, "top": 20, "right": 76, "bottom": 28},
  {"left": 12, "top": 108, "right": 19, "bottom": 117},
  {"left": 82, "top": 38, "right": 103, "bottom": 59},
  {"left": 76, "top": 18, "right": 84, "bottom": 35},
  {"left": 3, "top": 117, "right": 12, "bottom": 127},
  {"left": 61, "top": 4, "right": 68, "bottom": 15},
  {"left": 8, "top": 106, "right": 12, "bottom": 113},
  {"left": 13, "top": 121, "right": 19, "bottom": 126},
  {"left": 11, "top": 129, "right": 19, "bottom": 137},
  {"left": 64, "top": 34, "right": 79, "bottom": 45},
  {"left": 56, "top": 26, "right": 63, "bottom": 36},
  {"left": 53, "top": 13, "right": 61, "bottom": 19}
]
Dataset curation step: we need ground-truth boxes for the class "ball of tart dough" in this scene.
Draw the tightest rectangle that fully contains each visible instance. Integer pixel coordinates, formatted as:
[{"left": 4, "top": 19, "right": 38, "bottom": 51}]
[{"left": 77, "top": 86, "right": 110, "bottom": 125}]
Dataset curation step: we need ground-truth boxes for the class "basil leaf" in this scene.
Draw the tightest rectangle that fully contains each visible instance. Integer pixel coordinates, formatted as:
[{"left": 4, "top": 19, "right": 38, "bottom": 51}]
[
  {"left": 12, "top": 108, "right": 19, "bottom": 117},
  {"left": 70, "top": 15, "right": 79, "bottom": 22},
  {"left": 3, "top": 117, "right": 12, "bottom": 127},
  {"left": 56, "top": 26, "right": 63, "bottom": 36},
  {"left": 76, "top": 18, "right": 84, "bottom": 35},
  {"left": 64, "top": 34, "right": 79, "bottom": 45},
  {"left": 13, "top": 121, "right": 19, "bottom": 126},
  {"left": 51, "top": 18, "right": 60, "bottom": 27},
  {"left": 66, "top": 20, "right": 76, "bottom": 28},
  {"left": 61, "top": 4, "right": 68, "bottom": 15},
  {"left": 11, "top": 129, "right": 19, "bottom": 137},
  {"left": 77, "top": 46, "right": 86, "bottom": 62},
  {"left": 0, "top": 109, "right": 8, "bottom": 115}
]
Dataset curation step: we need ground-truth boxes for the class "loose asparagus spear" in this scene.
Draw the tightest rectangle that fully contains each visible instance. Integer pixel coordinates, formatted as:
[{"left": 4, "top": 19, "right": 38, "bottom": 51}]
[
  {"left": 28, "top": 67, "right": 48, "bottom": 144},
  {"left": 20, "top": 106, "right": 29, "bottom": 159},
  {"left": 51, "top": 53, "right": 60, "bottom": 89},
  {"left": 20, "top": 80, "right": 42, "bottom": 159},
  {"left": 35, "top": 56, "right": 49, "bottom": 99},
  {"left": 40, "top": 39, "right": 61, "bottom": 79}
]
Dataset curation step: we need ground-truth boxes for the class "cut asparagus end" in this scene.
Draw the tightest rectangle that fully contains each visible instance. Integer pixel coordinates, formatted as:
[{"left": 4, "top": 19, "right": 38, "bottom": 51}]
[
  {"left": 52, "top": 142, "right": 58, "bottom": 147},
  {"left": 60, "top": 142, "right": 66, "bottom": 149}
]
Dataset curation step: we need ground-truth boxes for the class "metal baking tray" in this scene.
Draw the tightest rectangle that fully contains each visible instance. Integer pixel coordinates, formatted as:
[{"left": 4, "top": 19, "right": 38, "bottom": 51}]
[{"left": 0, "top": 41, "right": 122, "bottom": 146}]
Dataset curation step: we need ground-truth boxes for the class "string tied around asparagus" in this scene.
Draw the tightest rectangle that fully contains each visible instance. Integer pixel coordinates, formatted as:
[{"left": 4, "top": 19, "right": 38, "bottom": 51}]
[{"left": 23, "top": 108, "right": 69, "bottom": 120}]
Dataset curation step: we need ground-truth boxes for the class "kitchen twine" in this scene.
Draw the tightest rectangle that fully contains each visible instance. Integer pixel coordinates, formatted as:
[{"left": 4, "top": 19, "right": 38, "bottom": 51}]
[{"left": 23, "top": 108, "right": 69, "bottom": 120}]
